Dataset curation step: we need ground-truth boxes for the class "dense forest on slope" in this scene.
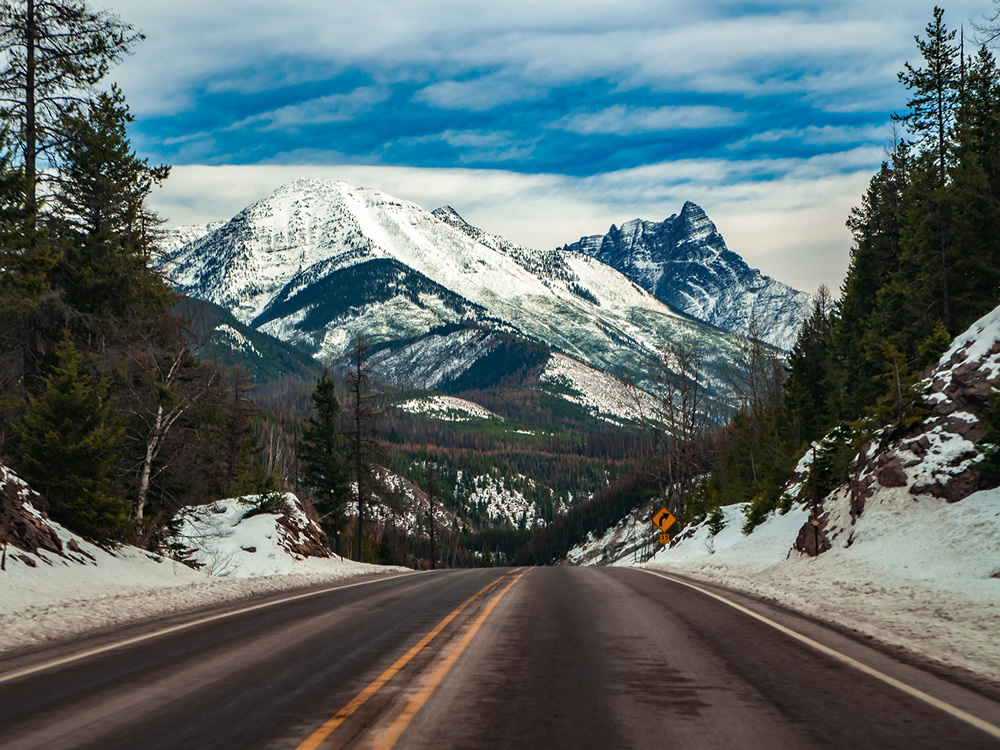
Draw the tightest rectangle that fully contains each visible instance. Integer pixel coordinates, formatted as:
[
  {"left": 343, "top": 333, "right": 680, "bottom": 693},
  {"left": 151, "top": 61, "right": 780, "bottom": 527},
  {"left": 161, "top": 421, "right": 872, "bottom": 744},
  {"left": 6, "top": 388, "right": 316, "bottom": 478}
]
[
  {"left": 0, "top": 1, "right": 290, "bottom": 547},
  {"left": 517, "top": 5, "right": 1000, "bottom": 564}
]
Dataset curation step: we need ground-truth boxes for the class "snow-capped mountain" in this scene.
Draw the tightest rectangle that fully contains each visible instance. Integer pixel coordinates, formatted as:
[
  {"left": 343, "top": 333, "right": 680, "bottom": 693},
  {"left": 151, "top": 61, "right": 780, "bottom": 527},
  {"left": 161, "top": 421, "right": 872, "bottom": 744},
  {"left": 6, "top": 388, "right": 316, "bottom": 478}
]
[
  {"left": 562, "top": 202, "right": 813, "bottom": 350},
  {"left": 158, "top": 179, "right": 744, "bottom": 402}
]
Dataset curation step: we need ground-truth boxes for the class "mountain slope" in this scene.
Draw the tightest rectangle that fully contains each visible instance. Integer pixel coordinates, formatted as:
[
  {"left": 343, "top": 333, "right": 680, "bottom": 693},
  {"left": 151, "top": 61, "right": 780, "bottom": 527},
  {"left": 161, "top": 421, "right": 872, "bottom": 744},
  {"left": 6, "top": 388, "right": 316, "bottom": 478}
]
[
  {"left": 177, "top": 296, "right": 323, "bottom": 383},
  {"left": 562, "top": 202, "right": 813, "bottom": 349},
  {"left": 158, "top": 179, "right": 745, "bottom": 403}
]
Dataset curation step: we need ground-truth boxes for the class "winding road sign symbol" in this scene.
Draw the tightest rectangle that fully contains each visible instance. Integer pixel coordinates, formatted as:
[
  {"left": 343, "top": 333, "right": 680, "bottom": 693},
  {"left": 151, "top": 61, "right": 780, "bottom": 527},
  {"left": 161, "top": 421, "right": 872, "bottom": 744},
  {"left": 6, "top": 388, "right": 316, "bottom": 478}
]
[{"left": 652, "top": 508, "right": 677, "bottom": 532}]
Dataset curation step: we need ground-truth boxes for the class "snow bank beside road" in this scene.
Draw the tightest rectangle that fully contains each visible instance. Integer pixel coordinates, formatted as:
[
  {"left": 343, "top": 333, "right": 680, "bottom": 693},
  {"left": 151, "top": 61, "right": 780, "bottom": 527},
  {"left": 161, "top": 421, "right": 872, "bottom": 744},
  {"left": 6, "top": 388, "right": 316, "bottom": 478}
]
[
  {"left": 646, "top": 490, "right": 1000, "bottom": 685},
  {"left": 0, "top": 488, "right": 407, "bottom": 657}
]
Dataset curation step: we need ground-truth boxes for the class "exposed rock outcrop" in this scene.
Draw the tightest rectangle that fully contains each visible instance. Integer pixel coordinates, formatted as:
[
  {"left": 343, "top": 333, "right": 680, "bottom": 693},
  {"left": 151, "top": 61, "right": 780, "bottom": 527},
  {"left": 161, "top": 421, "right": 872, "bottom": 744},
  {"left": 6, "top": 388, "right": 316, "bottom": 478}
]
[
  {"left": 562, "top": 202, "right": 814, "bottom": 350},
  {"left": 0, "top": 465, "right": 63, "bottom": 561},
  {"left": 794, "top": 305, "right": 1000, "bottom": 552}
]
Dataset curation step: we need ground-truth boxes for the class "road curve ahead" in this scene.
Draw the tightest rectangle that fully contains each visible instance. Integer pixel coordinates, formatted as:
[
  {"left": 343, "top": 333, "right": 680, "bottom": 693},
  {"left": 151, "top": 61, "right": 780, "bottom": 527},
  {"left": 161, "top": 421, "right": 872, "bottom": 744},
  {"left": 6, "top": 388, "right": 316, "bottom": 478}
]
[{"left": 1, "top": 567, "right": 998, "bottom": 749}]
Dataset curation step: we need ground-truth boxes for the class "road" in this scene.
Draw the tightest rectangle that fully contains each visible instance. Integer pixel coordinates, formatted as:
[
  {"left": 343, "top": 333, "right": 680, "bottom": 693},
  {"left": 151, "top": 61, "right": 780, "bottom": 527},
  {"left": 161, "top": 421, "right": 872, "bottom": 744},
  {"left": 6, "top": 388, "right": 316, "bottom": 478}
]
[{"left": 1, "top": 567, "right": 999, "bottom": 749}]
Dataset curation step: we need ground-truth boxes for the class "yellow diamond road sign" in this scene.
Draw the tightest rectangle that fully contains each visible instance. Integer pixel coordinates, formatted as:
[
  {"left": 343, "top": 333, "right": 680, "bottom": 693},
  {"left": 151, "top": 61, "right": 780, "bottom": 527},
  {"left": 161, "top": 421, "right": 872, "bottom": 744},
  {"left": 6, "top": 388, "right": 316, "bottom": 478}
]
[{"left": 652, "top": 507, "right": 677, "bottom": 533}]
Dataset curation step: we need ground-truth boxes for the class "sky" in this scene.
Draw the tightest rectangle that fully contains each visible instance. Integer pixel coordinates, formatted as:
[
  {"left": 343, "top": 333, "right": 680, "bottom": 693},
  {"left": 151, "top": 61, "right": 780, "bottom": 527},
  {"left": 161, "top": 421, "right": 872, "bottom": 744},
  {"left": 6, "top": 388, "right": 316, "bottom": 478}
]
[{"left": 110, "top": 0, "right": 997, "bottom": 294}]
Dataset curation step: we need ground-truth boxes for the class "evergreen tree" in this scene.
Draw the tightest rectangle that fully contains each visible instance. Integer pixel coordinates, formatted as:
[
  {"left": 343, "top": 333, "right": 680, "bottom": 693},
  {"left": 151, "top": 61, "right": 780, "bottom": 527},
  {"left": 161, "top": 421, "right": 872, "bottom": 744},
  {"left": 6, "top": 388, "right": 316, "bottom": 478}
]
[
  {"left": 783, "top": 286, "right": 836, "bottom": 445},
  {"left": 14, "top": 335, "right": 125, "bottom": 541},
  {"left": 0, "top": 0, "right": 142, "bottom": 209},
  {"left": 894, "top": 6, "right": 961, "bottom": 330},
  {"left": 949, "top": 46, "right": 1000, "bottom": 331},
  {"left": 299, "top": 369, "right": 348, "bottom": 554},
  {"left": 835, "top": 155, "right": 907, "bottom": 418},
  {"left": 0, "top": 130, "right": 52, "bottom": 451},
  {"left": 50, "top": 86, "right": 172, "bottom": 338},
  {"left": 424, "top": 465, "right": 439, "bottom": 568},
  {"left": 345, "top": 334, "right": 382, "bottom": 562}
]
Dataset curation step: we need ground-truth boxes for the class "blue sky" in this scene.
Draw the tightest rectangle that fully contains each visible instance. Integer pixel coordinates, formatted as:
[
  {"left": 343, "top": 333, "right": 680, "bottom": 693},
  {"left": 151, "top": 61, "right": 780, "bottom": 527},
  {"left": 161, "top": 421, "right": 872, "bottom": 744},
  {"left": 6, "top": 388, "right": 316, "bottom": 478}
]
[{"left": 112, "top": 0, "right": 996, "bottom": 292}]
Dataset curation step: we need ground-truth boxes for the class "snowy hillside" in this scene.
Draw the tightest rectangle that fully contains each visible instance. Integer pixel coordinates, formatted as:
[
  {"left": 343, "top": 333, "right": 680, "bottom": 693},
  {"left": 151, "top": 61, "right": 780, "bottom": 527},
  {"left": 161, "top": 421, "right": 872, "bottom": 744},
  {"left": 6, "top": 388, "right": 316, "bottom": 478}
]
[
  {"left": 640, "top": 304, "right": 1000, "bottom": 683},
  {"left": 539, "top": 353, "right": 663, "bottom": 425},
  {"left": 646, "top": 492, "right": 999, "bottom": 683},
  {"left": 172, "top": 494, "right": 333, "bottom": 577},
  {"left": 0, "top": 467, "right": 399, "bottom": 654},
  {"left": 158, "top": 221, "right": 226, "bottom": 255},
  {"left": 398, "top": 394, "right": 503, "bottom": 421},
  {"left": 157, "top": 179, "right": 744, "bottom": 398},
  {"left": 563, "top": 202, "right": 813, "bottom": 350}
]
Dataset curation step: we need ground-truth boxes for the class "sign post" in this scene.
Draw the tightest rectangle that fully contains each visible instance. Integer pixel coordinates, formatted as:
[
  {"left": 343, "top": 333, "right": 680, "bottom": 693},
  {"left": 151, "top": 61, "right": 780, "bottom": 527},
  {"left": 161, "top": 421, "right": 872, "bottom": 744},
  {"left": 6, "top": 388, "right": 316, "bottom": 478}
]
[{"left": 652, "top": 507, "right": 677, "bottom": 546}]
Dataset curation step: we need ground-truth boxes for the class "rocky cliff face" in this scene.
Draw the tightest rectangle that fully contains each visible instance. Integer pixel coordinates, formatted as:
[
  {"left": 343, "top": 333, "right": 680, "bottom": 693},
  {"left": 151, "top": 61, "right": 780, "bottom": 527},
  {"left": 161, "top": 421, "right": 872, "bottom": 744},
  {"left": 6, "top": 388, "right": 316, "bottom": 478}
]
[
  {"left": 563, "top": 202, "right": 813, "bottom": 350},
  {"left": 794, "top": 305, "right": 1000, "bottom": 555},
  {"left": 0, "top": 465, "right": 65, "bottom": 564}
]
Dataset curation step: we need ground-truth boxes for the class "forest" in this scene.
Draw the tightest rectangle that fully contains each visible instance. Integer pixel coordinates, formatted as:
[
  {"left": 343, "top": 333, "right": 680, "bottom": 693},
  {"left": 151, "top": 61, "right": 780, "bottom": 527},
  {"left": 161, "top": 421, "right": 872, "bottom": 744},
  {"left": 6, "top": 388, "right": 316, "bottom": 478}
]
[
  {"left": 3, "top": 2, "right": 998, "bottom": 570},
  {"left": 514, "top": 6, "right": 1000, "bottom": 564}
]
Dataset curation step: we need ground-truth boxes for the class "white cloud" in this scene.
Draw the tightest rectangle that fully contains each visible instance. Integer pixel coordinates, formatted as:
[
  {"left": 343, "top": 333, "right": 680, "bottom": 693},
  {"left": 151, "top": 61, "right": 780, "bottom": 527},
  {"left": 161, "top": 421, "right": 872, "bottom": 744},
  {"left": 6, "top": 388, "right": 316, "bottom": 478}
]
[
  {"left": 111, "top": 0, "right": 990, "bottom": 118},
  {"left": 231, "top": 86, "right": 390, "bottom": 131},
  {"left": 414, "top": 77, "right": 547, "bottom": 111},
  {"left": 553, "top": 105, "right": 743, "bottom": 134},
  {"left": 393, "top": 129, "right": 538, "bottom": 163}
]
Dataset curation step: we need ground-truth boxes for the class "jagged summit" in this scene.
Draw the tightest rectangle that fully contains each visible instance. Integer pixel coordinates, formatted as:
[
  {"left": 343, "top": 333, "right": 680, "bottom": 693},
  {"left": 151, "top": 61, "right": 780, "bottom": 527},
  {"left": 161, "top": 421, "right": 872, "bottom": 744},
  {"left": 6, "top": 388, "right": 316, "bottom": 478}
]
[{"left": 563, "top": 204, "right": 812, "bottom": 350}]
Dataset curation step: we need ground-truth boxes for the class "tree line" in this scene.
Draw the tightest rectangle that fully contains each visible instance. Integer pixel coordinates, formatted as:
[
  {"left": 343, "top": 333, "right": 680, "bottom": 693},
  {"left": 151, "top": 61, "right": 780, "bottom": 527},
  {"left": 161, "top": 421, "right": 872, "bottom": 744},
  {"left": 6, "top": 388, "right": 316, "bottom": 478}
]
[
  {"left": 692, "top": 5, "right": 1000, "bottom": 533},
  {"left": 0, "top": 0, "right": 279, "bottom": 546},
  {"left": 516, "top": 5, "right": 1000, "bottom": 563}
]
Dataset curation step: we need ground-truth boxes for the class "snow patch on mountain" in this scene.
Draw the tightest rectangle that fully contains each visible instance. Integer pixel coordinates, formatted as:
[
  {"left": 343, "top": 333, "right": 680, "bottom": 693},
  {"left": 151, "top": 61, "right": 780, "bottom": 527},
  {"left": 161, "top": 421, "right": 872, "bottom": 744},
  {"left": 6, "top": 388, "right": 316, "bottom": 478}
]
[
  {"left": 158, "top": 222, "right": 226, "bottom": 256},
  {"left": 398, "top": 395, "right": 502, "bottom": 422},
  {"left": 540, "top": 353, "right": 662, "bottom": 424},
  {"left": 158, "top": 179, "right": 745, "bottom": 399},
  {"left": 213, "top": 323, "right": 261, "bottom": 358},
  {"left": 370, "top": 328, "right": 500, "bottom": 390},
  {"left": 453, "top": 471, "right": 555, "bottom": 528}
]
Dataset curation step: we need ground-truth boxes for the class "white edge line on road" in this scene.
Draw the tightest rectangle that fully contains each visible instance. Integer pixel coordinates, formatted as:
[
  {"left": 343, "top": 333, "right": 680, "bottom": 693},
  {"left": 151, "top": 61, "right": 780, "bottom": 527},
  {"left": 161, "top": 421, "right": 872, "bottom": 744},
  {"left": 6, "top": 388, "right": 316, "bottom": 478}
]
[
  {"left": 0, "top": 572, "right": 417, "bottom": 686},
  {"left": 638, "top": 568, "right": 1000, "bottom": 741}
]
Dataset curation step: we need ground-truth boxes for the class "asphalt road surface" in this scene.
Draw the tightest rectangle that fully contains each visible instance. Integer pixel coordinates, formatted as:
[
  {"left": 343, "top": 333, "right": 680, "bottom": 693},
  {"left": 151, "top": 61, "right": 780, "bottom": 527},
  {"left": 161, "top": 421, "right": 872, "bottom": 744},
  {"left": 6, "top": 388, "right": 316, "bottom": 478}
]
[{"left": 1, "top": 567, "right": 999, "bottom": 749}]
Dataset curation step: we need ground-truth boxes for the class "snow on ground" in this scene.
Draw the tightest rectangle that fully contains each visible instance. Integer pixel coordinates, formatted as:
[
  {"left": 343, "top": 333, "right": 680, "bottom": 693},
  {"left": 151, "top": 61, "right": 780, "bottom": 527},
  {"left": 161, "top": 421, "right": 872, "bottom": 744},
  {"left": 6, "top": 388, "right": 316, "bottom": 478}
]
[
  {"left": 173, "top": 494, "right": 330, "bottom": 578},
  {"left": 455, "top": 471, "right": 554, "bottom": 528},
  {"left": 566, "top": 501, "right": 660, "bottom": 566},
  {"left": 397, "top": 394, "right": 502, "bottom": 422},
  {"left": 645, "top": 492, "right": 1000, "bottom": 684},
  {"left": 0, "top": 491, "right": 407, "bottom": 656},
  {"left": 540, "top": 352, "right": 661, "bottom": 424}
]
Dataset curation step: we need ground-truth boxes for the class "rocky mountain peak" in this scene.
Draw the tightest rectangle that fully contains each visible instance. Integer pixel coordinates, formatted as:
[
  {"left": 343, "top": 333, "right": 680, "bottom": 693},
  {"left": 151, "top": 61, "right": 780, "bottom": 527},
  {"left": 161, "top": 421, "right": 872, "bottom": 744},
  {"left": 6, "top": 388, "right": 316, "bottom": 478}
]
[{"left": 563, "top": 203, "right": 812, "bottom": 350}]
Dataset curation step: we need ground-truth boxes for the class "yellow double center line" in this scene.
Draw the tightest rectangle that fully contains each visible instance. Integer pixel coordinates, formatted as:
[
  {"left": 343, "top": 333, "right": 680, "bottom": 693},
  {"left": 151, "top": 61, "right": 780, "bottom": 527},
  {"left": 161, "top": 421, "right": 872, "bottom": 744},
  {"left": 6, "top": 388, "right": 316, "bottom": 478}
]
[{"left": 297, "top": 569, "right": 529, "bottom": 750}]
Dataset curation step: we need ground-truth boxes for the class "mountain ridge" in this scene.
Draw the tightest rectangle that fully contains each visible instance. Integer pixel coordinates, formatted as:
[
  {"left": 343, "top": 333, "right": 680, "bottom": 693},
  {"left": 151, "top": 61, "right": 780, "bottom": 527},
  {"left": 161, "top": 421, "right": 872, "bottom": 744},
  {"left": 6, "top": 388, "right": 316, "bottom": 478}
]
[
  {"left": 562, "top": 202, "right": 812, "bottom": 350},
  {"left": 157, "top": 179, "right": 744, "bottom": 412}
]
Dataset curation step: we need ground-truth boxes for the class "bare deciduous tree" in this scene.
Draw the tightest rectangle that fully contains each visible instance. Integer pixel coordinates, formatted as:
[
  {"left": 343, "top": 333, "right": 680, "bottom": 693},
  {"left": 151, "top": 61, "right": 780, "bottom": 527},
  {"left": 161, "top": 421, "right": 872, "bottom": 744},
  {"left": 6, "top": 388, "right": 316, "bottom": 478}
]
[
  {"left": 652, "top": 335, "right": 710, "bottom": 517},
  {"left": 344, "top": 333, "right": 382, "bottom": 562}
]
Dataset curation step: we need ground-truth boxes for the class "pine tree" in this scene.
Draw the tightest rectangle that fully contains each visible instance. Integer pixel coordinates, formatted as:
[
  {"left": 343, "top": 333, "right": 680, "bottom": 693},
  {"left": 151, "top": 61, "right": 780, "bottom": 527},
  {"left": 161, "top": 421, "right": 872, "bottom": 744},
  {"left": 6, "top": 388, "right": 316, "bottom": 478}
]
[
  {"left": 949, "top": 46, "right": 1000, "bottom": 331},
  {"left": 50, "top": 86, "right": 172, "bottom": 336},
  {"left": 345, "top": 334, "right": 382, "bottom": 562},
  {"left": 299, "top": 369, "right": 348, "bottom": 554},
  {"left": 0, "top": 0, "right": 142, "bottom": 209},
  {"left": 895, "top": 6, "right": 961, "bottom": 330},
  {"left": 0, "top": 130, "right": 52, "bottom": 451},
  {"left": 835, "top": 155, "right": 907, "bottom": 418},
  {"left": 424, "top": 465, "right": 439, "bottom": 569},
  {"left": 783, "top": 286, "right": 836, "bottom": 445},
  {"left": 14, "top": 335, "right": 125, "bottom": 541}
]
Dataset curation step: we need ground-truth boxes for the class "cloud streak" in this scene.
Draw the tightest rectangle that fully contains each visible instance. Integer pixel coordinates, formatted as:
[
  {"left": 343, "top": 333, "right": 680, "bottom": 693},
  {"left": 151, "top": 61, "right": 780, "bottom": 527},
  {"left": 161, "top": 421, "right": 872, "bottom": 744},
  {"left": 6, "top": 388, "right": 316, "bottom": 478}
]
[{"left": 108, "top": 0, "right": 992, "bottom": 294}]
